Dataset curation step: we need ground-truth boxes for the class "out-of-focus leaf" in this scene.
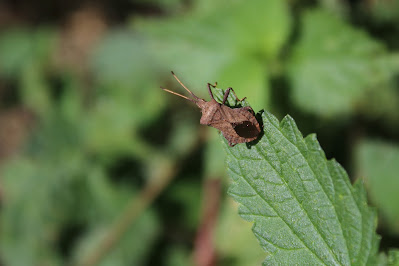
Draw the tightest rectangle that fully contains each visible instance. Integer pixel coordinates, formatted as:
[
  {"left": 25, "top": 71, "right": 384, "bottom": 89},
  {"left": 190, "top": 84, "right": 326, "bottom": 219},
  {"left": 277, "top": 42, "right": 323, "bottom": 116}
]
[
  {"left": 0, "top": 105, "right": 160, "bottom": 265},
  {"left": 356, "top": 140, "right": 399, "bottom": 234},
  {"left": 58, "top": 75, "right": 85, "bottom": 123},
  {"left": 376, "top": 249, "right": 399, "bottom": 266},
  {"left": 0, "top": 28, "right": 56, "bottom": 78},
  {"left": 71, "top": 167, "right": 160, "bottom": 266},
  {"left": 0, "top": 112, "right": 88, "bottom": 266},
  {"left": 165, "top": 246, "right": 192, "bottom": 266},
  {"left": 83, "top": 96, "right": 141, "bottom": 156},
  {"left": 26, "top": 112, "right": 83, "bottom": 160},
  {"left": 288, "top": 9, "right": 398, "bottom": 117},
  {"left": 0, "top": 29, "right": 32, "bottom": 77},
  {"left": 134, "top": 0, "right": 291, "bottom": 110},
  {"left": 217, "top": 56, "right": 269, "bottom": 112},
  {"left": 91, "top": 30, "right": 165, "bottom": 124},
  {"left": 196, "top": 0, "right": 291, "bottom": 59},
  {"left": 224, "top": 111, "right": 379, "bottom": 265},
  {"left": 318, "top": 0, "right": 349, "bottom": 16},
  {"left": 167, "top": 180, "right": 201, "bottom": 230},
  {"left": 20, "top": 64, "right": 53, "bottom": 117},
  {"left": 166, "top": 110, "right": 199, "bottom": 157},
  {"left": 0, "top": 155, "right": 87, "bottom": 266},
  {"left": 387, "top": 250, "right": 399, "bottom": 265},
  {"left": 216, "top": 198, "right": 265, "bottom": 266},
  {"left": 0, "top": 28, "right": 57, "bottom": 116},
  {"left": 83, "top": 166, "right": 134, "bottom": 220},
  {"left": 0, "top": 159, "right": 59, "bottom": 266},
  {"left": 88, "top": 30, "right": 167, "bottom": 158},
  {"left": 204, "top": 130, "right": 226, "bottom": 179},
  {"left": 367, "top": 0, "right": 399, "bottom": 26},
  {"left": 357, "top": 55, "right": 399, "bottom": 128},
  {"left": 72, "top": 210, "right": 159, "bottom": 266},
  {"left": 91, "top": 30, "right": 156, "bottom": 87}
]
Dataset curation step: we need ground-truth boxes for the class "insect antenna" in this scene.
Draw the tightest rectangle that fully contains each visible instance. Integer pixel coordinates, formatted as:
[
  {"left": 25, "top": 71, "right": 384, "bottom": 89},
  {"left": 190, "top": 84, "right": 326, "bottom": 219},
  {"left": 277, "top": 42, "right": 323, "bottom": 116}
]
[
  {"left": 171, "top": 71, "right": 200, "bottom": 100},
  {"left": 160, "top": 87, "right": 196, "bottom": 103}
]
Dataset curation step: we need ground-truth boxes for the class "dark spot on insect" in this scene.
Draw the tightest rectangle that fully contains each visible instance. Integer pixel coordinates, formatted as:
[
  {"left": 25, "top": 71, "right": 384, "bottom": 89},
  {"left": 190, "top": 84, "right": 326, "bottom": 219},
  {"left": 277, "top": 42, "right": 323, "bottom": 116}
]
[
  {"left": 233, "top": 121, "right": 259, "bottom": 138},
  {"left": 161, "top": 71, "right": 261, "bottom": 146}
]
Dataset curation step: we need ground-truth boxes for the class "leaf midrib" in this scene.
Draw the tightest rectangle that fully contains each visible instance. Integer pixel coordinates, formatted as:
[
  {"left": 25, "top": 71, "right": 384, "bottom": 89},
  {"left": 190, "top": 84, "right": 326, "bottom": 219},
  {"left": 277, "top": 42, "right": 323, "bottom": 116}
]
[
  {"left": 252, "top": 143, "right": 342, "bottom": 265},
  {"left": 277, "top": 119, "right": 351, "bottom": 263},
  {"left": 227, "top": 147, "right": 325, "bottom": 264}
]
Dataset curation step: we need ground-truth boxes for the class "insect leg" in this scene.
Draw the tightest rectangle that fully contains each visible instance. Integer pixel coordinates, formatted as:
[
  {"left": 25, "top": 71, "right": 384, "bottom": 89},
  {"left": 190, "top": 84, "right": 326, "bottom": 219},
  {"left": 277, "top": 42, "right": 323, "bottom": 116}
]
[
  {"left": 207, "top": 83, "right": 217, "bottom": 100},
  {"left": 208, "top": 82, "right": 218, "bottom": 88},
  {"left": 222, "top": 88, "right": 247, "bottom": 105}
]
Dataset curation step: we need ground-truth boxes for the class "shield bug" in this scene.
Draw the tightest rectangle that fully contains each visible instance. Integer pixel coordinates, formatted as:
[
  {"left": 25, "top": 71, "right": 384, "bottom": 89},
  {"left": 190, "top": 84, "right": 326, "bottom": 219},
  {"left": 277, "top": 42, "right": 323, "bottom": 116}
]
[{"left": 161, "top": 72, "right": 261, "bottom": 147}]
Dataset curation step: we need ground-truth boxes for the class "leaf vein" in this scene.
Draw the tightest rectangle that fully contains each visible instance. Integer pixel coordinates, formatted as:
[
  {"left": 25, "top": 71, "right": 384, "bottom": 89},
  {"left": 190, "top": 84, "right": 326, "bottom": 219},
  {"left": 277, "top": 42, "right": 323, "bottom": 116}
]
[
  {"left": 254, "top": 133, "right": 341, "bottom": 264},
  {"left": 228, "top": 146, "right": 325, "bottom": 264},
  {"left": 279, "top": 118, "right": 351, "bottom": 262}
]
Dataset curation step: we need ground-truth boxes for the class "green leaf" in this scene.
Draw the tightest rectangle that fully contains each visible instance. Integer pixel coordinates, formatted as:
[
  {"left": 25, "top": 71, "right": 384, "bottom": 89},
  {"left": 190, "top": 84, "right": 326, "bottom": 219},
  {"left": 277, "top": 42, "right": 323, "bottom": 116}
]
[
  {"left": 165, "top": 245, "right": 192, "bottom": 266},
  {"left": 216, "top": 198, "right": 266, "bottom": 266},
  {"left": 387, "top": 250, "right": 399, "bottom": 266},
  {"left": 88, "top": 30, "right": 167, "bottom": 159},
  {"left": 20, "top": 63, "right": 53, "bottom": 117},
  {"left": 376, "top": 249, "right": 399, "bottom": 266},
  {"left": 134, "top": 0, "right": 291, "bottom": 111},
  {"left": 71, "top": 169, "right": 160, "bottom": 266},
  {"left": 0, "top": 28, "right": 57, "bottom": 116},
  {"left": 0, "top": 28, "right": 56, "bottom": 78},
  {"left": 90, "top": 31, "right": 166, "bottom": 126},
  {"left": 0, "top": 155, "right": 87, "bottom": 266},
  {"left": 91, "top": 30, "right": 156, "bottom": 87},
  {"left": 356, "top": 140, "right": 399, "bottom": 234},
  {"left": 204, "top": 130, "right": 226, "bottom": 179},
  {"left": 288, "top": 9, "right": 398, "bottom": 117},
  {"left": 223, "top": 111, "right": 379, "bottom": 265},
  {"left": 72, "top": 211, "right": 159, "bottom": 266},
  {"left": 217, "top": 56, "right": 270, "bottom": 112}
]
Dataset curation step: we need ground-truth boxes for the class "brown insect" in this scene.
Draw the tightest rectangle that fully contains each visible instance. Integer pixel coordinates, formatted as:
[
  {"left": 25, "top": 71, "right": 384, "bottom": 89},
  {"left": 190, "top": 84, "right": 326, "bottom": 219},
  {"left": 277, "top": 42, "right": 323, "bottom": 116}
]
[{"left": 161, "top": 72, "right": 261, "bottom": 147}]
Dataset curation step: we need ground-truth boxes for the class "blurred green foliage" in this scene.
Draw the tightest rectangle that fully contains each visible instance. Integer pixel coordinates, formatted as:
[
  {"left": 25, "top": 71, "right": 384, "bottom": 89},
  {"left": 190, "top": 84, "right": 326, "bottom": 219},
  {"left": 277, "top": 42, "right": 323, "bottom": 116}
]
[
  {"left": 356, "top": 140, "right": 399, "bottom": 235},
  {"left": 288, "top": 9, "right": 399, "bottom": 117},
  {"left": 0, "top": 0, "right": 398, "bottom": 265}
]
